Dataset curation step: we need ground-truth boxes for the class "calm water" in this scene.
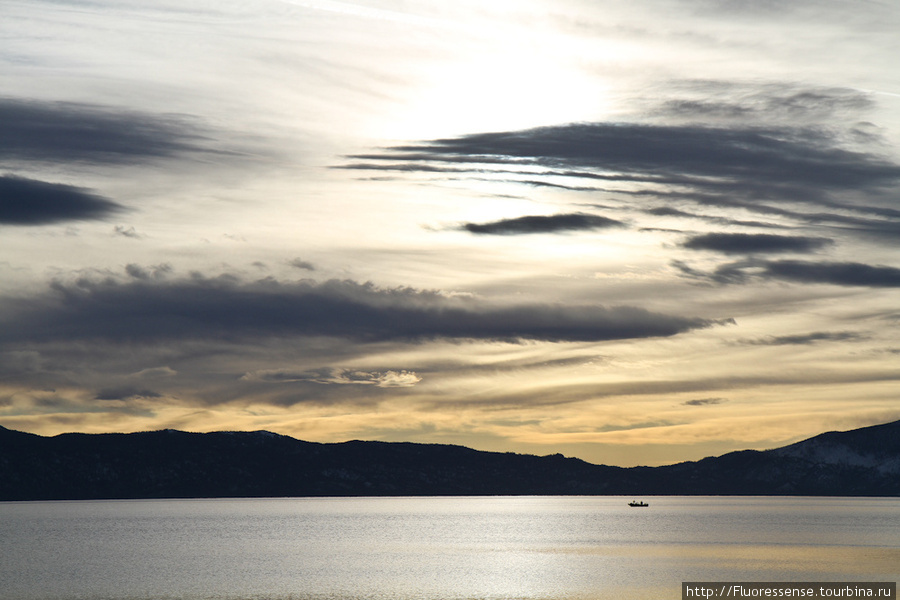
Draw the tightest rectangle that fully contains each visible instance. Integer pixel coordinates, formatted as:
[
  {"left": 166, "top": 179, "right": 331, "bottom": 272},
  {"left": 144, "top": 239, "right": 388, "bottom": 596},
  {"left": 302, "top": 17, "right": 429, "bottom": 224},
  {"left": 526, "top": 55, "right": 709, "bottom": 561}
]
[{"left": 1, "top": 496, "right": 898, "bottom": 600}]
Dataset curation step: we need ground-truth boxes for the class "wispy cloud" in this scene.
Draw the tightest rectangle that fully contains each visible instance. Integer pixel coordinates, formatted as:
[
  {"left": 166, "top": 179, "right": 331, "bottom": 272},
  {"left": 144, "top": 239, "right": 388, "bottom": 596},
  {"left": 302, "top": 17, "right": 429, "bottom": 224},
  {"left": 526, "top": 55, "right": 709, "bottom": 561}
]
[
  {"left": 243, "top": 367, "right": 422, "bottom": 388},
  {"left": 743, "top": 331, "right": 866, "bottom": 346},
  {"left": 652, "top": 82, "right": 875, "bottom": 125},
  {"left": 113, "top": 225, "right": 142, "bottom": 238},
  {"left": 274, "top": 0, "right": 445, "bottom": 28}
]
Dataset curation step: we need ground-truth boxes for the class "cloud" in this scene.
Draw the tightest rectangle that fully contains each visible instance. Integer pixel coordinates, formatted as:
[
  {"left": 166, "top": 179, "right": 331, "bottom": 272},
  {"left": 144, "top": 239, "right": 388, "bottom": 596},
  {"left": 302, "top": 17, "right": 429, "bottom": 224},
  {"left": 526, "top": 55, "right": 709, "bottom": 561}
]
[
  {"left": 655, "top": 82, "right": 874, "bottom": 125},
  {"left": 124, "top": 263, "right": 172, "bottom": 281},
  {"left": 763, "top": 260, "right": 900, "bottom": 287},
  {"left": 0, "top": 350, "right": 43, "bottom": 374},
  {"left": 645, "top": 207, "right": 786, "bottom": 230},
  {"left": 0, "top": 270, "right": 725, "bottom": 345},
  {"left": 680, "top": 233, "right": 834, "bottom": 254},
  {"left": 463, "top": 213, "right": 626, "bottom": 235},
  {"left": 129, "top": 366, "right": 178, "bottom": 379},
  {"left": 288, "top": 257, "right": 316, "bottom": 270},
  {"left": 113, "top": 225, "right": 141, "bottom": 238},
  {"left": 0, "top": 97, "right": 207, "bottom": 164},
  {"left": 0, "top": 175, "right": 124, "bottom": 225},
  {"left": 95, "top": 387, "right": 162, "bottom": 401},
  {"left": 345, "top": 84, "right": 900, "bottom": 242},
  {"left": 243, "top": 367, "right": 422, "bottom": 388},
  {"left": 683, "top": 397, "right": 726, "bottom": 406},
  {"left": 275, "top": 0, "right": 444, "bottom": 28},
  {"left": 674, "top": 258, "right": 900, "bottom": 287},
  {"left": 356, "top": 121, "right": 900, "bottom": 193},
  {"left": 644, "top": 192, "right": 900, "bottom": 241},
  {"left": 744, "top": 331, "right": 865, "bottom": 346}
]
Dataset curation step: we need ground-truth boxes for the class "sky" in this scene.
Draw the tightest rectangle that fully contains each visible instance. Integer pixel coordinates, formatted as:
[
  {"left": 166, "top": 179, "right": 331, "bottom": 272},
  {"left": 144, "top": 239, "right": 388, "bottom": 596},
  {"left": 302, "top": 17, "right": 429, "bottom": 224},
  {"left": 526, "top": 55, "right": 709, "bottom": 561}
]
[{"left": 2, "top": 0, "right": 900, "bottom": 467}]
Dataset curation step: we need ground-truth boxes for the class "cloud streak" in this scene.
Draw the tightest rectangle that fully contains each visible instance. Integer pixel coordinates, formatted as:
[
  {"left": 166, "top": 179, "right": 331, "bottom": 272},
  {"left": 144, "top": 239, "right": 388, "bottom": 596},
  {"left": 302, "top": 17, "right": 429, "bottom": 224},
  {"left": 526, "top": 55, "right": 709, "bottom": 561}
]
[
  {"left": 462, "top": 213, "right": 626, "bottom": 235},
  {"left": 680, "top": 232, "right": 834, "bottom": 254},
  {"left": 674, "top": 259, "right": 900, "bottom": 287},
  {"left": 356, "top": 121, "right": 900, "bottom": 193},
  {"left": 762, "top": 260, "right": 900, "bottom": 287},
  {"left": 242, "top": 368, "right": 422, "bottom": 387},
  {"left": 743, "top": 331, "right": 865, "bottom": 346}
]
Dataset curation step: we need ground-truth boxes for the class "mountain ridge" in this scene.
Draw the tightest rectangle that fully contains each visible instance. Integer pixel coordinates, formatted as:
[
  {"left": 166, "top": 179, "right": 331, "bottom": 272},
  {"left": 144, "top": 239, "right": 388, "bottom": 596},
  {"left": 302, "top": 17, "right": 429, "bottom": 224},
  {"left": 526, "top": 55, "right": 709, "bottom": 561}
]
[{"left": 2, "top": 420, "right": 899, "bottom": 500}]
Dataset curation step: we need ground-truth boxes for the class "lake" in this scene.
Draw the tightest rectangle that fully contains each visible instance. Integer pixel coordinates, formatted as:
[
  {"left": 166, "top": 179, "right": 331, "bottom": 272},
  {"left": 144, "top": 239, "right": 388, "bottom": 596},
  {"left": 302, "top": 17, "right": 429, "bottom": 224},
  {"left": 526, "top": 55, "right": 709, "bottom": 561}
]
[{"left": 1, "top": 496, "right": 898, "bottom": 600}]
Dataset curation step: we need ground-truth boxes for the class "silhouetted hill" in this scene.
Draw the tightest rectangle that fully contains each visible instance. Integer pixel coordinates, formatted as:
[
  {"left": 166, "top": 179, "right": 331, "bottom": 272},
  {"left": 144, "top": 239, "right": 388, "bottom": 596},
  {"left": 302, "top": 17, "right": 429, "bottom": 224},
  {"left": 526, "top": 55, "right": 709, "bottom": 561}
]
[
  {"left": 1, "top": 420, "right": 899, "bottom": 500},
  {"left": 648, "top": 419, "right": 900, "bottom": 496}
]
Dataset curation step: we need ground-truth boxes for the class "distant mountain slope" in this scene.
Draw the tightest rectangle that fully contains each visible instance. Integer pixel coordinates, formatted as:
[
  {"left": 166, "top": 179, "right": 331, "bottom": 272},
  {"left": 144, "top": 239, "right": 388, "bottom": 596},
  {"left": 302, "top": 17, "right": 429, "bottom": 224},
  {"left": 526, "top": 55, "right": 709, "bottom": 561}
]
[
  {"left": 1, "top": 420, "right": 899, "bottom": 500},
  {"left": 773, "top": 419, "right": 900, "bottom": 473}
]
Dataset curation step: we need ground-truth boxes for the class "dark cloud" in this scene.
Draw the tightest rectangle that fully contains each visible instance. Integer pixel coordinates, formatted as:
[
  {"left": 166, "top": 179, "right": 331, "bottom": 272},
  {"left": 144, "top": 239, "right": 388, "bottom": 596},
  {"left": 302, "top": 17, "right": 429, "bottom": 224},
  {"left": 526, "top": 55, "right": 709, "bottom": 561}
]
[
  {"left": 346, "top": 103, "right": 900, "bottom": 242},
  {"left": 763, "top": 260, "right": 900, "bottom": 287},
  {"left": 683, "top": 397, "right": 726, "bottom": 406},
  {"left": 358, "top": 122, "right": 900, "bottom": 193},
  {"left": 744, "top": 331, "right": 865, "bottom": 346},
  {"left": 463, "top": 213, "right": 626, "bottom": 235},
  {"left": 0, "top": 272, "right": 725, "bottom": 345},
  {"left": 648, "top": 207, "right": 705, "bottom": 219},
  {"left": 95, "top": 387, "right": 162, "bottom": 401},
  {"left": 0, "top": 175, "right": 124, "bottom": 225},
  {"left": 674, "top": 258, "right": 900, "bottom": 287},
  {"left": 681, "top": 232, "right": 834, "bottom": 254},
  {"left": 0, "top": 97, "right": 207, "bottom": 164}
]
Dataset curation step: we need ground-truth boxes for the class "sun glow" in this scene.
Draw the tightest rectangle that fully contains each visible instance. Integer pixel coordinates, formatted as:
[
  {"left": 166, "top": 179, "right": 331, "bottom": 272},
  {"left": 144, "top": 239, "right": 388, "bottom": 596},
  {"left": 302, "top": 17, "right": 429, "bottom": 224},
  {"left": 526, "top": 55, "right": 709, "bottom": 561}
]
[{"left": 378, "top": 38, "right": 615, "bottom": 140}]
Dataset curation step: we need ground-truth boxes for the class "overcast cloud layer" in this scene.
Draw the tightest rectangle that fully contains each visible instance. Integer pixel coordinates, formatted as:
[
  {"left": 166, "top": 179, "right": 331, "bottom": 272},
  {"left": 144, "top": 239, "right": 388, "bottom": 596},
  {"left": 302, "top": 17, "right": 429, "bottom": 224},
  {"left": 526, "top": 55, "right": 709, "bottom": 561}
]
[{"left": 2, "top": 0, "right": 899, "bottom": 466}]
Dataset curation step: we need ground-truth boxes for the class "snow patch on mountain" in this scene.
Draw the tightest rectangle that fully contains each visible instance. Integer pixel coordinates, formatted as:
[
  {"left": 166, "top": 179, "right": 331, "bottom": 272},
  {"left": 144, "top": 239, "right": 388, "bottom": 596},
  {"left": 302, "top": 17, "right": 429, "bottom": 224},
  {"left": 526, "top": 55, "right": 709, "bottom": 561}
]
[{"left": 773, "top": 440, "right": 900, "bottom": 475}]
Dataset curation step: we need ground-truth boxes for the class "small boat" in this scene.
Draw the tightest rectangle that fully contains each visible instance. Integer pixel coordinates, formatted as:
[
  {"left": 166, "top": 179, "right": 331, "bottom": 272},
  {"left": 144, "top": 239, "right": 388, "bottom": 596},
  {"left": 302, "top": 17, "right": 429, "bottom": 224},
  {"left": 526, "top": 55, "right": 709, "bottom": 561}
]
[{"left": 628, "top": 500, "right": 649, "bottom": 507}]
